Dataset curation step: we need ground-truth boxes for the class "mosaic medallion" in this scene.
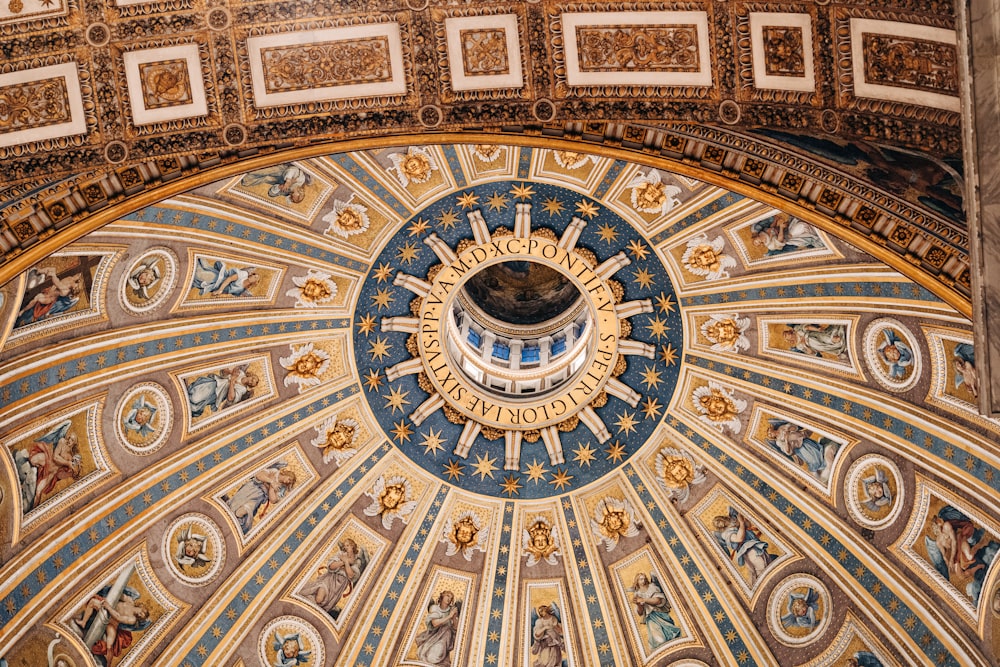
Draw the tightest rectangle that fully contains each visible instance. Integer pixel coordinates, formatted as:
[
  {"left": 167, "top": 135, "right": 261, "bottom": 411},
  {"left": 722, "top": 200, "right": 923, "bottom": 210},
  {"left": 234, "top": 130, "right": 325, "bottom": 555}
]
[
  {"left": 768, "top": 574, "right": 831, "bottom": 646},
  {"left": 162, "top": 512, "right": 225, "bottom": 585},
  {"left": 354, "top": 182, "right": 682, "bottom": 498},
  {"left": 119, "top": 247, "right": 178, "bottom": 315},
  {"left": 845, "top": 454, "right": 903, "bottom": 530},
  {"left": 258, "top": 616, "right": 324, "bottom": 667},
  {"left": 115, "top": 382, "right": 173, "bottom": 455},
  {"left": 863, "top": 318, "right": 921, "bottom": 392}
]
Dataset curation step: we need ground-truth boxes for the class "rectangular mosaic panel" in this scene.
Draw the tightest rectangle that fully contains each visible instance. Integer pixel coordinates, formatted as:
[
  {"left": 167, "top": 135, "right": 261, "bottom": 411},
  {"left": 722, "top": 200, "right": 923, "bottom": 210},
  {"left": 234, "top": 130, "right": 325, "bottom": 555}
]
[
  {"left": 0, "top": 76, "right": 72, "bottom": 134},
  {"left": 138, "top": 59, "right": 193, "bottom": 109},
  {"left": 459, "top": 29, "right": 510, "bottom": 76},
  {"left": 762, "top": 26, "right": 806, "bottom": 76},
  {"left": 574, "top": 25, "right": 701, "bottom": 72},
  {"left": 261, "top": 37, "right": 392, "bottom": 93},
  {"left": 862, "top": 33, "right": 957, "bottom": 95}
]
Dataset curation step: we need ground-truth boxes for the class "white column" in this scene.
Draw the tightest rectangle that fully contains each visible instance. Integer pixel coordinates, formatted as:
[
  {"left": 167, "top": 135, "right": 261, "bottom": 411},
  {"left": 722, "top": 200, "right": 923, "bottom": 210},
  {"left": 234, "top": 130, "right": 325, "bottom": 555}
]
[
  {"left": 605, "top": 377, "right": 641, "bottom": 407},
  {"left": 453, "top": 420, "right": 482, "bottom": 458},
  {"left": 411, "top": 394, "right": 445, "bottom": 427},
  {"left": 381, "top": 316, "right": 419, "bottom": 333},
  {"left": 558, "top": 216, "right": 587, "bottom": 251},
  {"left": 468, "top": 209, "right": 491, "bottom": 245},
  {"left": 393, "top": 272, "right": 431, "bottom": 297},
  {"left": 541, "top": 426, "right": 564, "bottom": 465},
  {"left": 514, "top": 202, "right": 532, "bottom": 238},
  {"left": 596, "top": 251, "right": 630, "bottom": 279},
  {"left": 385, "top": 357, "right": 424, "bottom": 382},
  {"left": 616, "top": 299, "right": 653, "bottom": 319},
  {"left": 425, "top": 232, "right": 457, "bottom": 264},
  {"left": 505, "top": 430, "right": 522, "bottom": 470}
]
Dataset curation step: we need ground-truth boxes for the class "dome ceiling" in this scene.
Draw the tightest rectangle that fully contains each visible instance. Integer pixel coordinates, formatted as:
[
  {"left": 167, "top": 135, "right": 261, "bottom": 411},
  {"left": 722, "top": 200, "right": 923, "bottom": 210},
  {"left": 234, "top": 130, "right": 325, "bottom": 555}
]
[{"left": 0, "top": 142, "right": 997, "bottom": 667}]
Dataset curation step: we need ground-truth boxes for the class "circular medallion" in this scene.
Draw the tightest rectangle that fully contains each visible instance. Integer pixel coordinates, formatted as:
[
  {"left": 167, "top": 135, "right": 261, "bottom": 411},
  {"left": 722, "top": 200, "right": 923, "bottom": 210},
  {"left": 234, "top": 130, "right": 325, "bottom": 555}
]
[
  {"left": 844, "top": 454, "right": 903, "bottom": 530},
  {"left": 259, "top": 616, "right": 324, "bottom": 667},
  {"left": 354, "top": 181, "right": 682, "bottom": 498},
  {"left": 863, "top": 318, "right": 921, "bottom": 392},
  {"left": 119, "top": 247, "right": 178, "bottom": 316},
  {"left": 115, "top": 382, "right": 173, "bottom": 454},
  {"left": 162, "top": 512, "right": 225, "bottom": 585},
  {"left": 768, "top": 574, "right": 831, "bottom": 646}
]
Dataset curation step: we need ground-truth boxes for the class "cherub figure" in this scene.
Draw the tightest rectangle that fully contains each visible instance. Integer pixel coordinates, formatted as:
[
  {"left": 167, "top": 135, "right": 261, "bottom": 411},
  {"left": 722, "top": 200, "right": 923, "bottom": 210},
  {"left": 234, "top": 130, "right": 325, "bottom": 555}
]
[
  {"left": 876, "top": 329, "right": 914, "bottom": 381},
  {"left": 122, "top": 396, "right": 157, "bottom": 439},
  {"left": 271, "top": 630, "right": 311, "bottom": 666},
  {"left": 780, "top": 587, "right": 820, "bottom": 630},
  {"left": 174, "top": 524, "right": 211, "bottom": 570},
  {"left": 310, "top": 415, "right": 359, "bottom": 466},
  {"left": 861, "top": 468, "right": 892, "bottom": 512},
  {"left": 127, "top": 260, "right": 162, "bottom": 301},
  {"left": 16, "top": 267, "right": 85, "bottom": 327},
  {"left": 363, "top": 475, "right": 417, "bottom": 530},
  {"left": 191, "top": 258, "right": 260, "bottom": 297}
]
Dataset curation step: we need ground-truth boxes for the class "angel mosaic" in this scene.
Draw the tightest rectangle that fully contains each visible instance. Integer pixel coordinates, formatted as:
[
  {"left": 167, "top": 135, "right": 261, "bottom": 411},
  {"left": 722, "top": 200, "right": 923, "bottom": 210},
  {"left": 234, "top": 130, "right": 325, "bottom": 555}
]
[
  {"left": 116, "top": 383, "right": 172, "bottom": 454},
  {"left": 952, "top": 343, "right": 979, "bottom": 400},
  {"left": 780, "top": 323, "right": 850, "bottom": 361},
  {"left": 173, "top": 523, "right": 212, "bottom": 572},
  {"left": 310, "top": 415, "right": 359, "bottom": 466},
  {"left": 286, "top": 269, "right": 338, "bottom": 308},
  {"left": 270, "top": 629, "right": 312, "bottom": 667},
  {"left": 185, "top": 364, "right": 260, "bottom": 420},
  {"left": 415, "top": 590, "right": 461, "bottom": 666},
  {"left": 711, "top": 506, "right": 778, "bottom": 588},
  {"left": 16, "top": 264, "right": 87, "bottom": 328},
  {"left": 240, "top": 163, "right": 313, "bottom": 204},
  {"left": 529, "top": 603, "right": 566, "bottom": 667},
  {"left": 388, "top": 146, "right": 439, "bottom": 187},
  {"left": 190, "top": 257, "right": 261, "bottom": 298},
  {"left": 71, "top": 564, "right": 156, "bottom": 667},
  {"left": 125, "top": 256, "right": 164, "bottom": 304},
  {"left": 627, "top": 170, "right": 681, "bottom": 215},
  {"left": 628, "top": 572, "right": 680, "bottom": 651},
  {"left": 280, "top": 343, "right": 331, "bottom": 392},
  {"left": 521, "top": 516, "right": 561, "bottom": 567},
  {"left": 846, "top": 652, "right": 885, "bottom": 667},
  {"left": 700, "top": 313, "right": 751, "bottom": 354},
  {"left": 654, "top": 447, "right": 706, "bottom": 503},
  {"left": 691, "top": 382, "right": 746, "bottom": 434},
  {"left": 750, "top": 213, "right": 824, "bottom": 256},
  {"left": 923, "top": 504, "right": 999, "bottom": 606},
  {"left": 363, "top": 475, "right": 417, "bottom": 530},
  {"left": 322, "top": 195, "right": 370, "bottom": 239},
  {"left": 764, "top": 417, "right": 840, "bottom": 485},
  {"left": 590, "top": 496, "right": 640, "bottom": 552},
  {"left": 781, "top": 586, "right": 821, "bottom": 631},
  {"left": 472, "top": 144, "right": 504, "bottom": 163},
  {"left": 441, "top": 511, "right": 489, "bottom": 561},
  {"left": 12, "top": 419, "right": 83, "bottom": 513},
  {"left": 861, "top": 468, "right": 893, "bottom": 514},
  {"left": 681, "top": 234, "right": 737, "bottom": 281},
  {"left": 299, "top": 538, "right": 369, "bottom": 620},
  {"left": 875, "top": 328, "right": 915, "bottom": 381},
  {"left": 223, "top": 462, "right": 297, "bottom": 535}
]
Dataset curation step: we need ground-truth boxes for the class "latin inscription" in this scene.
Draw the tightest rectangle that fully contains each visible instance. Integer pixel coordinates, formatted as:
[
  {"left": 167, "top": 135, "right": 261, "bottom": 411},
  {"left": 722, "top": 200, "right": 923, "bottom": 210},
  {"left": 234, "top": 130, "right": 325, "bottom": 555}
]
[{"left": 419, "top": 237, "right": 619, "bottom": 430}]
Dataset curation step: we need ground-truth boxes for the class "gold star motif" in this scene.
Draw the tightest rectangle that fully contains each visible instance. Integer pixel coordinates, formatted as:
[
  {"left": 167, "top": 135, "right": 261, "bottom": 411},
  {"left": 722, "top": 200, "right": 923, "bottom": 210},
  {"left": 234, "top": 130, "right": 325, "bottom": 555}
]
[
  {"left": 391, "top": 420, "right": 412, "bottom": 443},
  {"left": 500, "top": 474, "right": 522, "bottom": 496},
  {"left": 575, "top": 199, "right": 599, "bottom": 219},
  {"left": 396, "top": 242, "right": 420, "bottom": 265},
  {"left": 627, "top": 239, "right": 649, "bottom": 260},
  {"left": 641, "top": 396, "right": 662, "bottom": 420},
  {"left": 486, "top": 192, "right": 509, "bottom": 211},
  {"left": 472, "top": 452, "right": 499, "bottom": 480},
  {"left": 372, "top": 262, "right": 393, "bottom": 283},
  {"left": 605, "top": 440, "right": 626, "bottom": 462},
  {"left": 437, "top": 208, "right": 460, "bottom": 229},
  {"left": 371, "top": 288, "right": 394, "bottom": 310},
  {"left": 655, "top": 291, "right": 676, "bottom": 314},
  {"left": 640, "top": 364, "right": 662, "bottom": 389},
  {"left": 457, "top": 191, "right": 480, "bottom": 209},
  {"left": 548, "top": 467, "right": 574, "bottom": 490},
  {"left": 659, "top": 343, "right": 678, "bottom": 366},
  {"left": 646, "top": 315, "right": 669, "bottom": 340},
  {"left": 541, "top": 197, "right": 565, "bottom": 216},
  {"left": 420, "top": 427, "right": 445, "bottom": 456},
  {"left": 615, "top": 410, "right": 638, "bottom": 434},
  {"left": 596, "top": 222, "right": 618, "bottom": 243},
  {"left": 383, "top": 385, "right": 410, "bottom": 413},
  {"left": 364, "top": 369, "right": 384, "bottom": 392},
  {"left": 524, "top": 458, "right": 549, "bottom": 484},
  {"left": 572, "top": 442, "right": 597, "bottom": 467},
  {"left": 407, "top": 217, "right": 430, "bottom": 236},
  {"left": 633, "top": 267, "right": 654, "bottom": 289},
  {"left": 510, "top": 183, "right": 536, "bottom": 200},
  {"left": 443, "top": 459, "right": 465, "bottom": 480},
  {"left": 356, "top": 313, "right": 377, "bottom": 336},
  {"left": 369, "top": 336, "right": 392, "bottom": 362}
]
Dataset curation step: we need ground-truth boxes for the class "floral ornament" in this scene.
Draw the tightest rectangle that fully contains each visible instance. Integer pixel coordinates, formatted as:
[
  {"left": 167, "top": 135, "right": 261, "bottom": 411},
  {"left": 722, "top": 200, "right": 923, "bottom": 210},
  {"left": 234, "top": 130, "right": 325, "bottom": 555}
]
[
  {"left": 322, "top": 195, "right": 370, "bottom": 238},
  {"left": 521, "top": 516, "right": 561, "bottom": 566},
  {"left": 701, "top": 313, "right": 751, "bottom": 353},
  {"left": 654, "top": 448, "right": 706, "bottom": 503},
  {"left": 363, "top": 475, "right": 417, "bottom": 530},
  {"left": 590, "top": 496, "right": 640, "bottom": 551},
  {"left": 627, "top": 170, "right": 682, "bottom": 215},
  {"left": 280, "top": 343, "right": 331, "bottom": 392},
  {"left": 286, "top": 269, "right": 338, "bottom": 308},
  {"left": 692, "top": 382, "right": 746, "bottom": 434},
  {"left": 310, "top": 415, "right": 359, "bottom": 466},
  {"left": 681, "top": 234, "right": 737, "bottom": 281},
  {"left": 552, "top": 150, "right": 597, "bottom": 170},
  {"left": 472, "top": 144, "right": 503, "bottom": 163},
  {"left": 387, "top": 146, "right": 438, "bottom": 187},
  {"left": 441, "top": 510, "right": 489, "bottom": 561}
]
